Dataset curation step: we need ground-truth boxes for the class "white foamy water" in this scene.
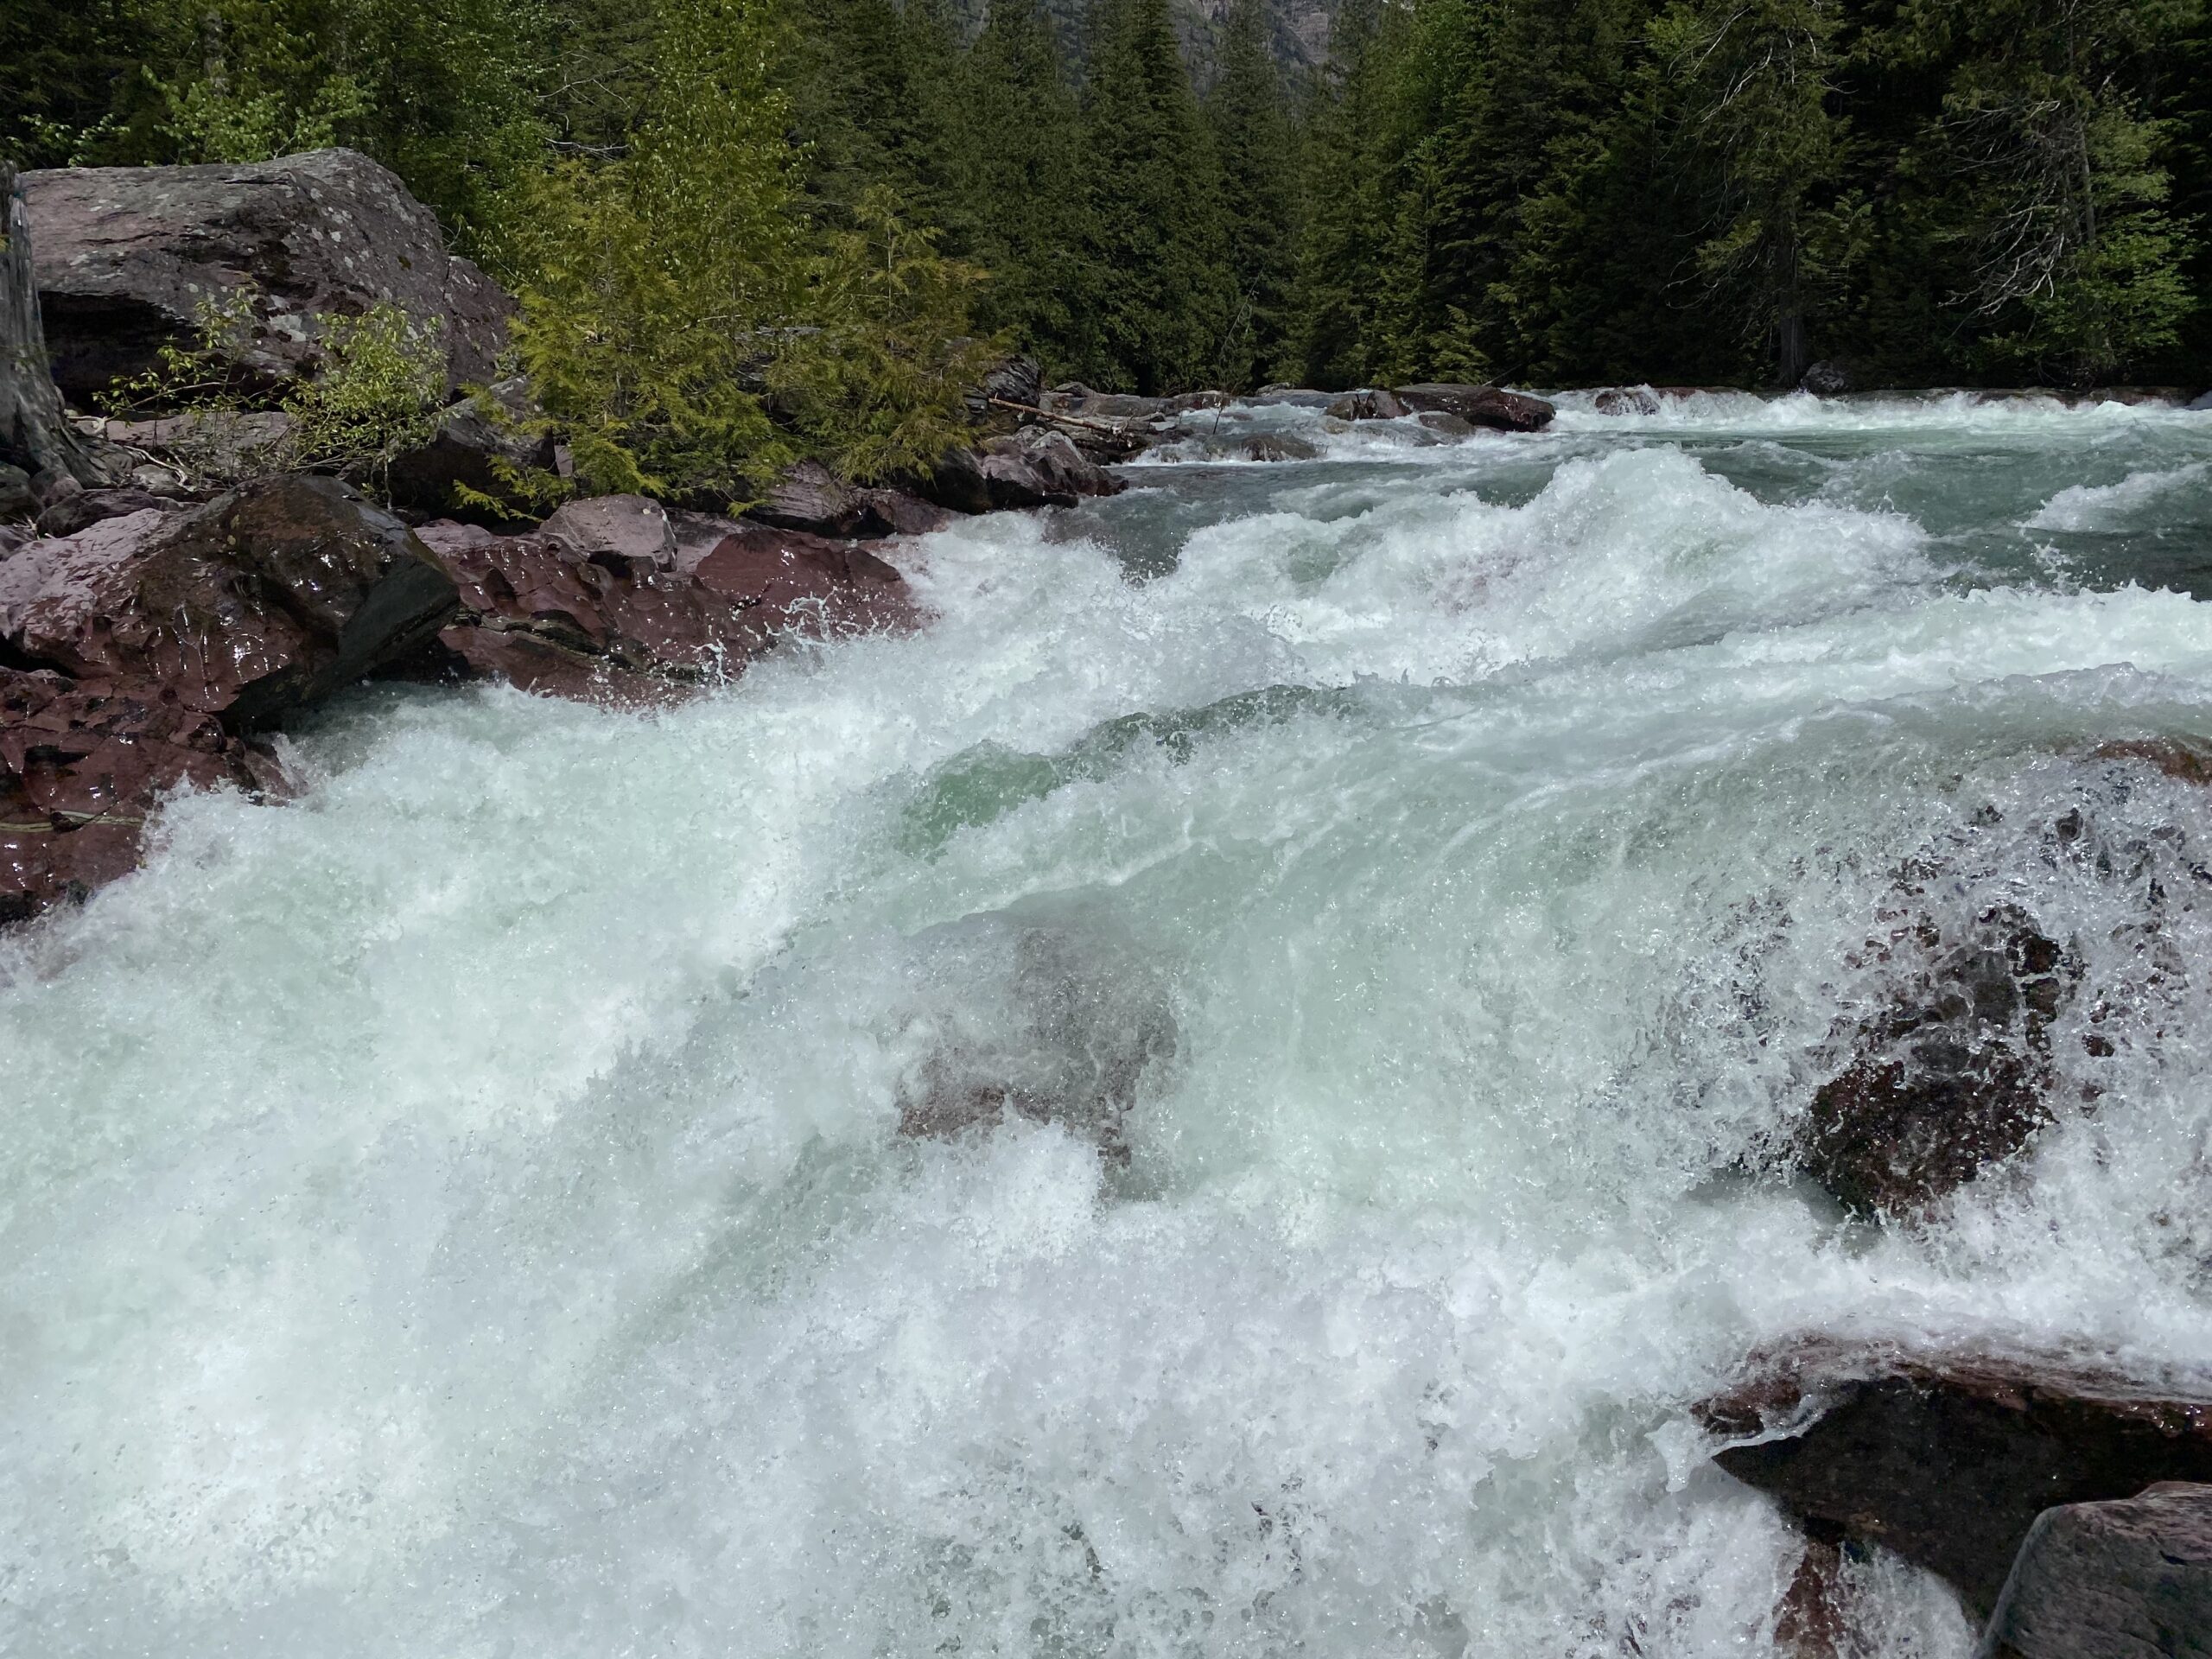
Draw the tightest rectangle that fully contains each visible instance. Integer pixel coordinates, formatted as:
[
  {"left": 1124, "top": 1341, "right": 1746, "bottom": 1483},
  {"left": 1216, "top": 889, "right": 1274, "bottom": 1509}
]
[{"left": 8, "top": 397, "right": 2212, "bottom": 1656}]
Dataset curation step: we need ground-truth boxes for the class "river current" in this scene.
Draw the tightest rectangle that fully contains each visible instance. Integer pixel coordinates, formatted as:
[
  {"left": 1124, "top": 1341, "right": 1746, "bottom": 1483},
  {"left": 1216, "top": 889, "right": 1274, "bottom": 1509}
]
[{"left": 9, "top": 391, "right": 2212, "bottom": 1655}]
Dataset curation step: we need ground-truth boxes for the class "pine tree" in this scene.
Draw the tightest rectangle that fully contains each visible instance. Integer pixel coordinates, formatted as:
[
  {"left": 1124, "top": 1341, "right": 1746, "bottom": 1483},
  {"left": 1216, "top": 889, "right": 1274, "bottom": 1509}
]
[
  {"left": 1205, "top": 0, "right": 1300, "bottom": 387},
  {"left": 1077, "top": 0, "right": 1236, "bottom": 392},
  {"left": 959, "top": 0, "right": 1095, "bottom": 373}
]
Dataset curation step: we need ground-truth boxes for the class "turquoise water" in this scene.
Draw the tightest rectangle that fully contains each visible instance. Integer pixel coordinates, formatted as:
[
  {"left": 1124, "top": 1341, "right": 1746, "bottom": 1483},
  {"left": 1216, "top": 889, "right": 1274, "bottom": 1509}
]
[{"left": 6, "top": 393, "right": 2212, "bottom": 1656}]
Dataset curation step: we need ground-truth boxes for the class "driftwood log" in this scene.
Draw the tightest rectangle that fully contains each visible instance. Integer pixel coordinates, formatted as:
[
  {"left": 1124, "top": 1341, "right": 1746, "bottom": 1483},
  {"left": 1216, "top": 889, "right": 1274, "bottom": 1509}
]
[{"left": 0, "top": 161, "right": 119, "bottom": 486}]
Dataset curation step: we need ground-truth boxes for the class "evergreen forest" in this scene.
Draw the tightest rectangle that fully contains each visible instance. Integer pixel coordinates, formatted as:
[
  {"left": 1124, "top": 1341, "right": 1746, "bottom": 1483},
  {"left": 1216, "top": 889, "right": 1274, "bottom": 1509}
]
[{"left": 6, "top": 0, "right": 2208, "bottom": 415}]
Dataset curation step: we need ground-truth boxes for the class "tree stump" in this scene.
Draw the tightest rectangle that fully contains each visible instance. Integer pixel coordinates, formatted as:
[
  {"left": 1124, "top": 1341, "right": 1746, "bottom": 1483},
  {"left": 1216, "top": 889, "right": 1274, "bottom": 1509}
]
[{"left": 0, "top": 161, "right": 119, "bottom": 486}]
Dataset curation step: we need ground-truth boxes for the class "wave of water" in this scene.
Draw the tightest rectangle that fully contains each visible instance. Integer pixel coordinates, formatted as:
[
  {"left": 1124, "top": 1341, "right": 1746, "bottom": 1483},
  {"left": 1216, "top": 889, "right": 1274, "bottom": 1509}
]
[{"left": 8, "top": 399, "right": 2212, "bottom": 1656}]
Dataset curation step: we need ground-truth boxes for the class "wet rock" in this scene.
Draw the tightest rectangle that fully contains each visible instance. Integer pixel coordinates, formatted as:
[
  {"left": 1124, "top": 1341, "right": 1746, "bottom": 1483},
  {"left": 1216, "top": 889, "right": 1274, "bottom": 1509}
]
[
  {"left": 1414, "top": 410, "right": 1477, "bottom": 438},
  {"left": 1390, "top": 383, "right": 1556, "bottom": 432},
  {"left": 1, "top": 664, "right": 282, "bottom": 923},
  {"left": 1326, "top": 388, "right": 1408, "bottom": 422},
  {"left": 538, "top": 493, "right": 677, "bottom": 572},
  {"left": 1800, "top": 361, "right": 1855, "bottom": 396},
  {"left": 1244, "top": 434, "right": 1319, "bottom": 461},
  {"left": 22, "top": 148, "right": 512, "bottom": 403},
  {"left": 969, "top": 353, "right": 1043, "bottom": 415},
  {"left": 745, "top": 460, "right": 946, "bottom": 540},
  {"left": 404, "top": 518, "right": 913, "bottom": 700},
  {"left": 0, "top": 476, "right": 457, "bottom": 730},
  {"left": 2089, "top": 736, "right": 2212, "bottom": 787},
  {"left": 922, "top": 444, "right": 993, "bottom": 515},
  {"left": 0, "top": 524, "right": 28, "bottom": 557},
  {"left": 1700, "top": 1339, "right": 2212, "bottom": 1618},
  {"left": 1594, "top": 388, "right": 1662, "bottom": 416},
  {"left": 895, "top": 915, "right": 1179, "bottom": 1162},
  {"left": 1979, "top": 1481, "right": 2212, "bottom": 1659},
  {"left": 1253, "top": 385, "right": 1338, "bottom": 408},
  {"left": 2190, "top": 391, "right": 2212, "bottom": 413},
  {"left": 384, "top": 379, "right": 556, "bottom": 518},
  {"left": 0, "top": 463, "right": 31, "bottom": 518},
  {"left": 1795, "top": 901, "right": 2075, "bottom": 1217},
  {"left": 31, "top": 486, "right": 174, "bottom": 539}
]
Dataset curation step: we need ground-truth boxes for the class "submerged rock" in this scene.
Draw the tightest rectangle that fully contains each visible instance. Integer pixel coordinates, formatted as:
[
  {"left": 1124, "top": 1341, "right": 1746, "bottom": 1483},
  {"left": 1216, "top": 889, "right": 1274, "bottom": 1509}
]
[
  {"left": 1700, "top": 1339, "right": 2212, "bottom": 1618},
  {"left": 22, "top": 148, "right": 512, "bottom": 403},
  {"left": 896, "top": 915, "right": 1179, "bottom": 1163},
  {"left": 1594, "top": 388, "right": 1662, "bottom": 416},
  {"left": 1244, "top": 434, "right": 1319, "bottom": 461},
  {"left": 1979, "top": 1481, "right": 2212, "bottom": 1659}
]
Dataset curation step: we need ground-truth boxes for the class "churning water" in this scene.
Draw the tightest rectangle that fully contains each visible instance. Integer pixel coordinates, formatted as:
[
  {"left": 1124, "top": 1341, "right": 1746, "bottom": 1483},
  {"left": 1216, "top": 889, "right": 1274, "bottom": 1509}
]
[{"left": 9, "top": 391, "right": 2212, "bottom": 1656}]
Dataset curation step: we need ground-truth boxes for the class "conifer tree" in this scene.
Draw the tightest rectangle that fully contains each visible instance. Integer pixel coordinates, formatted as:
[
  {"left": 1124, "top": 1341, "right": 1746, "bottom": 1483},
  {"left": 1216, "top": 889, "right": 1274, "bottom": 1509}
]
[
  {"left": 1077, "top": 0, "right": 1236, "bottom": 392},
  {"left": 1205, "top": 0, "right": 1301, "bottom": 387},
  {"left": 959, "top": 0, "right": 1095, "bottom": 373}
]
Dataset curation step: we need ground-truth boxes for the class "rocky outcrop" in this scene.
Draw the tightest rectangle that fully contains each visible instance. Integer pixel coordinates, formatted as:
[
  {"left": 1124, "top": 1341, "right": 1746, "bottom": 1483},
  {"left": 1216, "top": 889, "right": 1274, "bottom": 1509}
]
[
  {"left": 22, "top": 148, "right": 512, "bottom": 404},
  {"left": 1796, "top": 903, "right": 2075, "bottom": 1217},
  {"left": 925, "top": 427, "right": 1126, "bottom": 514},
  {"left": 1979, "top": 1482, "right": 2212, "bottom": 1659},
  {"left": 1, "top": 477, "right": 459, "bottom": 919},
  {"left": 1700, "top": 1340, "right": 2212, "bottom": 1618},
  {"left": 2, "top": 162, "right": 126, "bottom": 491},
  {"left": 1390, "top": 383, "right": 1556, "bottom": 431},
  {"left": 404, "top": 512, "right": 915, "bottom": 702}
]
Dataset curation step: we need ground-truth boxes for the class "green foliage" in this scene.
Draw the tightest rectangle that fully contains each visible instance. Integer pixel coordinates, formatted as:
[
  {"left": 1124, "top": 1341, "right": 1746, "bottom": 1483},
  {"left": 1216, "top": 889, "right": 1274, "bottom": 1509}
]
[
  {"left": 501, "top": 0, "right": 800, "bottom": 505},
  {"left": 768, "top": 188, "right": 1006, "bottom": 481},
  {"left": 99, "top": 289, "right": 446, "bottom": 493},
  {"left": 1205, "top": 0, "right": 1301, "bottom": 386},
  {"left": 154, "top": 0, "right": 372, "bottom": 162},
  {"left": 1076, "top": 0, "right": 1237, "bottom": 392}
]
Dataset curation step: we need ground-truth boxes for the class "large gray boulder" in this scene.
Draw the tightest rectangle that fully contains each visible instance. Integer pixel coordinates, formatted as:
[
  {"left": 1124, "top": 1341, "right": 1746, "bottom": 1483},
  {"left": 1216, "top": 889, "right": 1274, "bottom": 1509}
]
[
  {"left": 1979, "top": 1483, "right": 2212, "bottom": 1659},
  {"left": 22, "top": 149, "right": 512, "bottom": 404}
]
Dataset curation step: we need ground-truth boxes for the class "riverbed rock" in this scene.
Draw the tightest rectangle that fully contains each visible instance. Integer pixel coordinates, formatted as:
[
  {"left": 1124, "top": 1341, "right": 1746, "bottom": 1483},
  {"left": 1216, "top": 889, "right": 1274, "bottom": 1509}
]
[
  {"left": 895, "top": 914, "right": 1180, "bottom": 1163},
  {"left": 1326, "top": 388, "right": 1408, "bottom": 422},
  {"left": 746, "top": 460, "right": 950, "bottom": 542},
  {"left": 976, "top": 428, "right": 1126, "bottom": 509},
  {"left": 0, "top": 464, "right": 32, "bottom": 519},
  {"left": 538, "top": 493, "right": 678, "bottom": 573},
  {"left": 1700, "top": 1339, "right": 2212, "bottom": 1618},
  {"left": 1795, "top": 901, "right": 2075, "bottom": 1217},
  {"left": 1245, "top": 434, "right": 1319, "bottom": 461},
  {"left": 404, "top": 518, "right": 914, "bottom": 700},
  {"left": 1391, "top": 383, "right": 1556, "bottom": 432},
  {"left": 0, "top": 476, "right": 458, "bottom": 730},
  {"left": 1801, "top": 361, "right": 1856, "bottom": 396},
  {"left": 1594, "top": 388, "right": 1663, "bottom": 416},
  {"left": 1041, "top": 384, "right": 1172, "bottom": 422},
  {"left": 1, "top": 664, "right": 282, "bottom": 923},
  {"left": 1978, "top": 1482, "right": 2212, "bottom": 1659},
  {"left": 22, "top": 148, "right": 512, "bottom": 404},
  {"left": 31, "top": 486, "right": 174, "bottom": 539}
]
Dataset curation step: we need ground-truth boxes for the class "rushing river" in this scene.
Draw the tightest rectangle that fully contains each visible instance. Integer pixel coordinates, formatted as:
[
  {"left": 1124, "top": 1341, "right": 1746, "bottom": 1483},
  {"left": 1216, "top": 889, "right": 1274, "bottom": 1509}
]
[{"left": 10, "top": 391, "right": 2212, "bottom": 1656}]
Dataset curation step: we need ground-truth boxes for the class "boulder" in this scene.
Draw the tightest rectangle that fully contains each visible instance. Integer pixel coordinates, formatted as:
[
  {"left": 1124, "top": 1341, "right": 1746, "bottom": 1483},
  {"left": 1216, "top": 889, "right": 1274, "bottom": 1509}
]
[
  {"left": 693, "top": 523, "right": 916, "bottom": 634},
  {"left": 1041, "top": 383, "right": 1172, "bottom": 422},
  {"left": 1795, "top": 902, "right": 2075, "bottom": 1217},
  {"left": 1245, "top": 434, "right": 1319, "bottom": 461},
  {"left": 0, "top": 464, "right": 31, "bottom": 519},
  {"left": 32, "top": 486, "right": 174, "bottom": 539},
  {"left": 1414, "top": 410, "right": 1477, "bottom": 437},
  {"left": 384, "top": 379, "right": 557, "bottom": 518},
  {"left": 1979, "top": 1482, "right": 2212, "bottom": 1659},
  {"left": 1699, "top": 1340, "right": 2212, "bottom": 1618},
  {"left": 1326, "top": 389, "right": 1408, "bottom": 422},
  {"left": 22, "top": 148, "right": 512, "bottom": 404},
  {"left": 922, "top": 444, "right": 992, "bottom": 516},
  {"left": 0, "top": 476, "right": 458, "bottom": 730},
  {"left": 1390, "top": 383, "right": 1555, "bottom": 431},
  {"left": 538, "top": 493, "right": 677, "bottom": 572},
  {"left": 746, "top": 459, "right": 906, "bottom": 539},
  {"left": 1801, "top": 361, "right": 1855, "bottom": 396},
  {"left": 95, "top": 410, "right": 296, "bottom": 486},
  {"left": 1594, "top": 388, "right": 1662, "bottom": 416},
  {"left": 2190, "top": 391, "right": 2212, "bottom": 412},
  {"left": 969, "top": 353, "right": 1044, "bottom": 415},
  {"left": 978, "top": 428, "right": 1125, "bottom": 508}
]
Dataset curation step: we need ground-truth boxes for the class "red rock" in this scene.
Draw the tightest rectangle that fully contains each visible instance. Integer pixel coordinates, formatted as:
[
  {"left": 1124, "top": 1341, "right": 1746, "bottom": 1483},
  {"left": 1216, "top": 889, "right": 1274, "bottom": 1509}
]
[
  {"left": 694, "top": 523, "right": 917, "bottom": 635},
  {"left": 0, "top": 476, "right": 458, "bottom": 730},
  {"left": 1391, "top": 383, "right": 1556, "bottom": 431},
  {"left": 1700, "top": 1339, "right": 2212, "bottom": 1618},
  {"left": 538, "top": 493, "right": 678, "bottom": 572}
]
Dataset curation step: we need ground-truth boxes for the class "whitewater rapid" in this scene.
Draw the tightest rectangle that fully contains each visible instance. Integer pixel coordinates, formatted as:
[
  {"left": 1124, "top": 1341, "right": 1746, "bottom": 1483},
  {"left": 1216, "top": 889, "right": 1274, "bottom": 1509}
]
[{"left": 9, "top": 394, "right": 2212, "bottom": 1656}]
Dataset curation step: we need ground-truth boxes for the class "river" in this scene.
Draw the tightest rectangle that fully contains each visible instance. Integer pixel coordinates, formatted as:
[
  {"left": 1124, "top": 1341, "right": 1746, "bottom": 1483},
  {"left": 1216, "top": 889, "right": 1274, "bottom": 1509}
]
[{"left": 8, "top": 391, "right": 2212, "bottom": 1655}]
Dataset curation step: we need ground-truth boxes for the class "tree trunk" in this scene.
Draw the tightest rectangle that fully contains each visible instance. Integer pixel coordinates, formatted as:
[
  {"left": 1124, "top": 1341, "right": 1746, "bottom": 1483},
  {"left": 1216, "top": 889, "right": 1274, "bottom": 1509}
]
[{"left": 1, "top": 161, "right": 118, "bottom": 486}]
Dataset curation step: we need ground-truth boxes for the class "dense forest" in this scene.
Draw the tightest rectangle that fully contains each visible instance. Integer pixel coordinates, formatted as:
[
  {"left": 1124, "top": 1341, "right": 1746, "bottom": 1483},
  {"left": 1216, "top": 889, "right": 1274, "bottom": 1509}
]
[{"left": 4, "top": 0, "right": 2207, "bottom": 415}]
